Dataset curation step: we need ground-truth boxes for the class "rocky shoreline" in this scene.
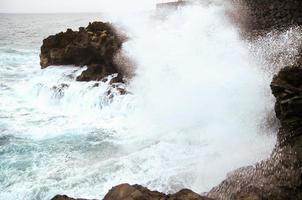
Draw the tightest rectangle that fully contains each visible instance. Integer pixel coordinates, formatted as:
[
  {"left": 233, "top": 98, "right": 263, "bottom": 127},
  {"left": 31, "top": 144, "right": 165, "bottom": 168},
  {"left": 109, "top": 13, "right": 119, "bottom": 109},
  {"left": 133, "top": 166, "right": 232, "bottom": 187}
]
[
  {"left": 52, "top": 184, "right": 213, "bottom": 200},
  {"left": 44, "top": 0, "right": 302, "bottom": 199}
]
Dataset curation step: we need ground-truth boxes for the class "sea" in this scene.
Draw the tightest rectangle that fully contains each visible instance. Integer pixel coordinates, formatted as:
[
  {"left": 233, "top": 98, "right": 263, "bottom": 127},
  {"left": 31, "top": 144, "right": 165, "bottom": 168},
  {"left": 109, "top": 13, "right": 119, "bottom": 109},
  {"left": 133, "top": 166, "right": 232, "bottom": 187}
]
[{"left": 0, "top": 4, "right": 282, "bottom": 200}]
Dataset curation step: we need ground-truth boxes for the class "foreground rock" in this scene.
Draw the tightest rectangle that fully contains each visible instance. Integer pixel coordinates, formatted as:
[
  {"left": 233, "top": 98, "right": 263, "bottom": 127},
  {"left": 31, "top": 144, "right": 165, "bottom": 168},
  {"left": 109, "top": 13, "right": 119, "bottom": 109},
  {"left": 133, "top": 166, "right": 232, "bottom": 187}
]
[
  {"left": 104, "top": 184, "right": 213, "bottom": 200},
  {"left": 52, "top": 184, "right": 213, "bottom": 200},
  {"left": 207, "top": 66, "right": 302, "bottom": 200},
  {"left": 40, "top": 21, "right": 125, "bottom": 82}
]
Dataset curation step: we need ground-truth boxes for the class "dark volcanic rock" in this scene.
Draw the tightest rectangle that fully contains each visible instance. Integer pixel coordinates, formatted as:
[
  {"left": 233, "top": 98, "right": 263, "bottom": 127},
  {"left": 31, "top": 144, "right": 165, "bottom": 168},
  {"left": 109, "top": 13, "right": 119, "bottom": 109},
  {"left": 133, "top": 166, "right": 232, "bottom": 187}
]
[
  {"left": 76, "top": 64, "right": 123, "bottom": 83},
  {"left": 52, "top": 184, "right": 213, "bottom": 200},
  {"left": 103, "top": 184, "right": 213, "bottom": 200},
  {"left": 40, "top": 21, "right": 125, "bottom": 82},
  {"left": 51, "top": 195, "right": 90, "bottom": 200},
  {"left": 207, "top": 66, "right": 302, "bottom": 200},
  {"left": 271, "top": 67, "right": 302, "bottom": 125},
  {"left": 271, "top": 66, "right": 302, "bottom": 156}
]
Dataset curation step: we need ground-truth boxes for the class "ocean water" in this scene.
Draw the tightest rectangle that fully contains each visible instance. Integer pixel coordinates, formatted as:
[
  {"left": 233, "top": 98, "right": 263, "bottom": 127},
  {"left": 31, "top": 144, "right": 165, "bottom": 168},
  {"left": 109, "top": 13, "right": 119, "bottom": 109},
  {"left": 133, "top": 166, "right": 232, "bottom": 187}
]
[{"left": 0, "top": 4, "right": 281, "bottom": 200}]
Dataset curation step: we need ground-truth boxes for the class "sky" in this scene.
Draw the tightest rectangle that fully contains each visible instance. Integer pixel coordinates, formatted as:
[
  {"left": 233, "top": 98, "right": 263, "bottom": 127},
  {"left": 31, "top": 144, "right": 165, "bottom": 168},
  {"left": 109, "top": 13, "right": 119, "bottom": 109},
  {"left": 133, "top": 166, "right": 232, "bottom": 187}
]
[{"left": 0, "top": 0, "right": 161, "bottom": 13}]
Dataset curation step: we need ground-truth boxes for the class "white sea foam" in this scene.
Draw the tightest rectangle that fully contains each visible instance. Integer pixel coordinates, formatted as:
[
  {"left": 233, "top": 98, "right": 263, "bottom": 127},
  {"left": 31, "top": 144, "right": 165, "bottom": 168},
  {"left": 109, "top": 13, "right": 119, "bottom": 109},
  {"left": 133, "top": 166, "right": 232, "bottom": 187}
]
[{"left": 0, "top": 1, "right": 293, "bottom": 199}]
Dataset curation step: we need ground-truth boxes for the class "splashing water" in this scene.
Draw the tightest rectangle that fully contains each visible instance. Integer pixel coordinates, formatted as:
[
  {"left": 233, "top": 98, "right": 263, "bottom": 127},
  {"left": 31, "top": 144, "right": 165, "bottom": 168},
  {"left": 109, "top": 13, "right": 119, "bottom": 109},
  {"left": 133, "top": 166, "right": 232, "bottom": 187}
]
[{"left": 0, "top": 2, "right": 290, "bottom": 199}]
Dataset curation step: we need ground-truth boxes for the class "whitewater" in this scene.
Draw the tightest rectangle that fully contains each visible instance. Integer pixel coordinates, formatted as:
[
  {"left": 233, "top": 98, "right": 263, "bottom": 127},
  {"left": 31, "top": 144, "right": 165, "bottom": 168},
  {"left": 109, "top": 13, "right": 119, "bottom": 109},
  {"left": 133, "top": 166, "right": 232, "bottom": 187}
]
[{"left": 3, "top": 1, "right": 298, "bottom": 199}]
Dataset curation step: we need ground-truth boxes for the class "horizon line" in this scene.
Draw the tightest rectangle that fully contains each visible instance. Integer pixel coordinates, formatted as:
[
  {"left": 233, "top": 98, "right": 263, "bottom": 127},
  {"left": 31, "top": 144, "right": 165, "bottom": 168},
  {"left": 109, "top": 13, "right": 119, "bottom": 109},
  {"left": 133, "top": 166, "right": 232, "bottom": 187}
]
[{"left": 0, "top": 10, "right": 155, "bottom": 15}]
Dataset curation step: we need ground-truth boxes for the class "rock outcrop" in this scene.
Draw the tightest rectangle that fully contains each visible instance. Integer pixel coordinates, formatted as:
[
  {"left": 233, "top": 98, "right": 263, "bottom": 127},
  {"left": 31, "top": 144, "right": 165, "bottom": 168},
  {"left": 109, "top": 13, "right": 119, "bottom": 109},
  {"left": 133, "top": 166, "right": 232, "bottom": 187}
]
[
  {"left": 51, "top": 184, "right": 213, "bottom": 200},
  {"left": 271, "top": 66, "right": 302, "bottom": 162},
  {"left": 40, "top": 21, "right": 125, "bottom": 83},
  {"left": 207, "top": 66, "right": 302, "bottom": 200}
]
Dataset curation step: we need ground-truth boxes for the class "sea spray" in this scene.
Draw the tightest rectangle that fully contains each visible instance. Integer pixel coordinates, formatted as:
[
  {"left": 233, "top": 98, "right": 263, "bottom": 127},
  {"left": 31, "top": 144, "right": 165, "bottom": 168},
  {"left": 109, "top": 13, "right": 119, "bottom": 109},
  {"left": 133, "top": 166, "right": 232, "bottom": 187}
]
[{"left": 107, "top": 2, "right": 276, "bottom": 192}]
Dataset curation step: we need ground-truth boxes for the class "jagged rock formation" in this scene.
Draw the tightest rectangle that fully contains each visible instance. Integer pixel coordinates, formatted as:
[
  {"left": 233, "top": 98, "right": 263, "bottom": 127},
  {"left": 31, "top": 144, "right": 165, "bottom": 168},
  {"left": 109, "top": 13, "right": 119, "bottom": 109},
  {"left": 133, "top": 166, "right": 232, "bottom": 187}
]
[
  {"left": 40, "top": 21, "right": 125, "bottom": 83},
  {"left": 229, "top": 0, "right": 302, "bottom": 37},
  {"left": 207, "top": 66, "right": 302, "bottom": 200},
  {"left": 52, "top": 184, "right": 213, "bottom": 200}
]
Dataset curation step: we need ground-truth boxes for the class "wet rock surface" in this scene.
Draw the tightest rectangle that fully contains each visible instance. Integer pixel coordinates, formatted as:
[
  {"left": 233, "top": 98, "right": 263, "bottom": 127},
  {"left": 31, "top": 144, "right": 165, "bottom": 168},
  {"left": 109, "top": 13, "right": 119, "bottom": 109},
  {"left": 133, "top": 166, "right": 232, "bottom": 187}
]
[
  {"left": 271, "top": 66, "right": 302, "bottom": 158},
  {"left": 40, "top": 21, "right": 125, "bottom": 82}
]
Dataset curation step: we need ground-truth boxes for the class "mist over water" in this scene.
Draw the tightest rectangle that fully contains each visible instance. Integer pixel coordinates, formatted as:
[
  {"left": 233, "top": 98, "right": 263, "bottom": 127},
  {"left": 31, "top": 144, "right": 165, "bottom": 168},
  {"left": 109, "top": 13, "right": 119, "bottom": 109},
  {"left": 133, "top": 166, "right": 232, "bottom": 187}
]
[
  {"left": 114, "top": 2, "right": 277, "bottom": 191},
  {"left": 2, "top": 1, "right": 298, "bottom": 199}
]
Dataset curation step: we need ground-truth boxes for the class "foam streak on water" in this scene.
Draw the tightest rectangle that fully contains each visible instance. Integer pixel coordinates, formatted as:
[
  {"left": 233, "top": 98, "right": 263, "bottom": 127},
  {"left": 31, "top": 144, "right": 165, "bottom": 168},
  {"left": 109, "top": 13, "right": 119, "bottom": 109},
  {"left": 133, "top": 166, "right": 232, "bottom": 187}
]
[{"left": 0, "top": 3, "right": 280, "bottom": 200}]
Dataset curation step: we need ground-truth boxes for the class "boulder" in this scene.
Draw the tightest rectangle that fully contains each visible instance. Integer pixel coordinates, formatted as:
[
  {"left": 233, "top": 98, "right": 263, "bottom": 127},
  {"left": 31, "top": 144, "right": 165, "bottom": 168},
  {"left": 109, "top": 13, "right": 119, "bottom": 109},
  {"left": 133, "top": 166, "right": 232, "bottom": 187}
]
[
  {"left": 40, "top": 21, "right": 125, "bottom": 82},
  {"left": 104, "top": 184, "right": 213, "bottom": 200}
]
